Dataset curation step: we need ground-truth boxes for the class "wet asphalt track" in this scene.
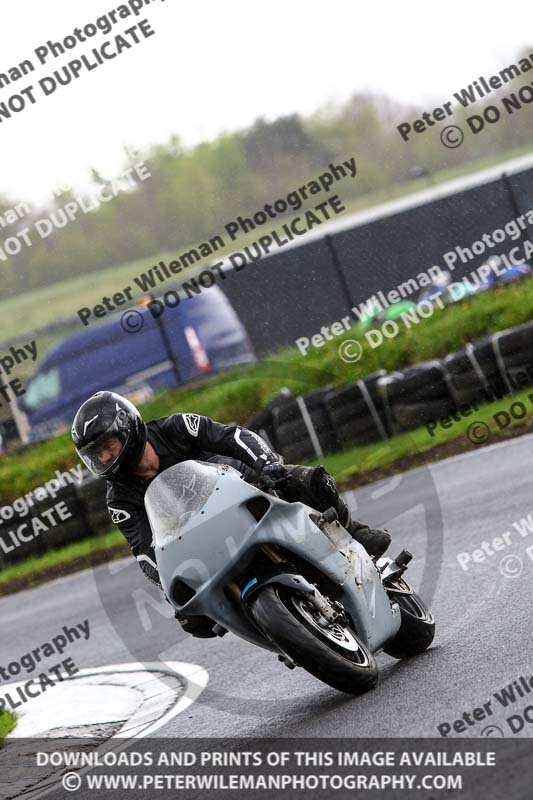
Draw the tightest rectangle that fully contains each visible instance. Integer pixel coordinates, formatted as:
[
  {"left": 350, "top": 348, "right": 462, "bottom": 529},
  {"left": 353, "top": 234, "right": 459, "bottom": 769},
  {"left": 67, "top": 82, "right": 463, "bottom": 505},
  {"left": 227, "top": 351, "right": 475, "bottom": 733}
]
[{"left": 3, "top": 433, "right": 533, "bottom": 748}]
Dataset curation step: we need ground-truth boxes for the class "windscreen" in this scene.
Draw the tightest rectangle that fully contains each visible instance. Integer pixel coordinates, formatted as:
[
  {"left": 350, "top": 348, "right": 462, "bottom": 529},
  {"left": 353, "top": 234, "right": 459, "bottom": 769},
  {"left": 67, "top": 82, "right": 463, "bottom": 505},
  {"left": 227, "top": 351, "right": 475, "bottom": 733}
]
[{"left": 144, "top": 461, "right": 223, "bottom": 547}]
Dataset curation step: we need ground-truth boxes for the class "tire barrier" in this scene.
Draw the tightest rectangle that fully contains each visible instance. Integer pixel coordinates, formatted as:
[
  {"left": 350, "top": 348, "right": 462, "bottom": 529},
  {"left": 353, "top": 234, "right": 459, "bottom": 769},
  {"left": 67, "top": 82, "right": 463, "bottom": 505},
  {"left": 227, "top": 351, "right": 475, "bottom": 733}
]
[
  {"left": 323, "top": 370, "right": 388, "bottom": 446},
  {"left": 245, "top": 389, "right": 293, "bottom": 453},
  {"left": 265, "top": 319, "right": 533, "bottom": 464},
  {"left": 76, "top": 474, "right": 109, "bottom": 533},
  {"left": 0, "top": 472, "right": 108, "bottom": 569},
  {"left": 378, "top": 361, "right": 457, "bottom": 434},
  {"left": 444, "top": 337, "right": 507, "bottom": 406},
  {"left": 271, "top": 387, "right": 339, "bottom": 464},
  {"left": 492, "top": 320, "right": 533, "bottom": 393}
]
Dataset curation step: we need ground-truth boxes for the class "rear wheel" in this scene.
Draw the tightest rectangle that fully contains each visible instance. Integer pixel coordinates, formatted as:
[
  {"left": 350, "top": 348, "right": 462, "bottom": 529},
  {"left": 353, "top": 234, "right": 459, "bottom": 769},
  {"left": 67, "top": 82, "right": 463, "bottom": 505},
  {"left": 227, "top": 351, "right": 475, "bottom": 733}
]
[
  {"left": 384, "top": 577, "right": 435, "bottom": 659},
  {"left": 251, "top": 585, "right": 378, "bottom": 694}
]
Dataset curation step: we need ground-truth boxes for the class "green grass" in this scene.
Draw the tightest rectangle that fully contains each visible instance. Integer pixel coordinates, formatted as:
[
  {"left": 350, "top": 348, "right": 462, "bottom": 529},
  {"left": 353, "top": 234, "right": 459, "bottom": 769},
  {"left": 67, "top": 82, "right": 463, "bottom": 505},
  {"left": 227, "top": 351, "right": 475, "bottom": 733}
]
[
  {"left": 2, "top": 276, "right": 533, "bottom": 503},
  {"left": 0, "top": 710, "right": 16, "bottom": 742},
  {"left": 0, "top": 529, "right": 126, "bottom": 588}
]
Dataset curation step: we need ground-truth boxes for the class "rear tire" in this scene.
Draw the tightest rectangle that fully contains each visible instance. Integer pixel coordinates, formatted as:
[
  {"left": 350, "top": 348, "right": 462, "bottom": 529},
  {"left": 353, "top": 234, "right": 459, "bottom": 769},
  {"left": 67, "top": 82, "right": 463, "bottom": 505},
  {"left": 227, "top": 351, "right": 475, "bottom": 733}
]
[
  {"left": 251, "top": 585, "right": 378, "bottom": 694},
  {"left": 383, "top": 579, "right": 435, "bottom": 660}
]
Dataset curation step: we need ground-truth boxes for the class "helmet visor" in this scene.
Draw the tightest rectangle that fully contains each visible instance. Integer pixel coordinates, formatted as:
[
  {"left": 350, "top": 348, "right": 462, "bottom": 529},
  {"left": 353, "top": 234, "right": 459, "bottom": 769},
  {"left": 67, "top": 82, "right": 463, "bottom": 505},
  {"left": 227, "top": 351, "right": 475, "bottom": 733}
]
[{"left": 77, "top": 418, "right": 129, "bottom": 476}]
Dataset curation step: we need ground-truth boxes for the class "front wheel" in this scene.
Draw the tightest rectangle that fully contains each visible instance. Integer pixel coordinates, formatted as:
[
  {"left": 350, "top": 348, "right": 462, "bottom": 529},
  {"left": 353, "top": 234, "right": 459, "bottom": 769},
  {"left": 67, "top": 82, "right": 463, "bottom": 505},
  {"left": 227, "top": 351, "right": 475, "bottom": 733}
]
[
  {"left": 251, "top": 585, "right": 378, "bottom": 694},
  {"left": 383, "top": 577, "right": 435, "bottom": 660}
]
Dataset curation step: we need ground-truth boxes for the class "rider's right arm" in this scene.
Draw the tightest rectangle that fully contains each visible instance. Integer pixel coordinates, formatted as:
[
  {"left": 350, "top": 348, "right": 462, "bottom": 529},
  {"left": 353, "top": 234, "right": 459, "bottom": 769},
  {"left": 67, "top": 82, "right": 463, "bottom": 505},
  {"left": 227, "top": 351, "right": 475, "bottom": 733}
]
[{"left": 106, "top": 495, "right": 162, "bottom": 589}]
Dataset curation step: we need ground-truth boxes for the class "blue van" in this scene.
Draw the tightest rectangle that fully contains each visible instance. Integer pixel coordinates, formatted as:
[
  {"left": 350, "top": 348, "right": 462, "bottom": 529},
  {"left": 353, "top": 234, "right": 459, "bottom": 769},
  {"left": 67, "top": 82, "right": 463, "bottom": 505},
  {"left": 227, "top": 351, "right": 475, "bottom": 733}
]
[{"left": 22, "top": 285, "right": 255, "bottom": 439}]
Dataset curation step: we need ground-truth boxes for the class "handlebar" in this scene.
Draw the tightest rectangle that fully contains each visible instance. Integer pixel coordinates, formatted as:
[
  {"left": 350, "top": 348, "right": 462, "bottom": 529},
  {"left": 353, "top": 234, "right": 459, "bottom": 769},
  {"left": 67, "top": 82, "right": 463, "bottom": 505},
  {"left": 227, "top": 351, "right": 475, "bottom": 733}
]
[{"left": 255, "top": 475, "right": 290, "bottom": 492}]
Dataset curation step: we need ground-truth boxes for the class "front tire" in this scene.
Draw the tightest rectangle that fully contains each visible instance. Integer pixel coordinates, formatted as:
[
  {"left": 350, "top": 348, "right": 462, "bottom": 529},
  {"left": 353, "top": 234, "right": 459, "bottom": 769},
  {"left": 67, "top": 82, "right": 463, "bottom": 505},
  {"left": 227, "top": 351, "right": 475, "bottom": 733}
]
[{"left": 251, "top": 585, "right": 378, "bottom": 694}]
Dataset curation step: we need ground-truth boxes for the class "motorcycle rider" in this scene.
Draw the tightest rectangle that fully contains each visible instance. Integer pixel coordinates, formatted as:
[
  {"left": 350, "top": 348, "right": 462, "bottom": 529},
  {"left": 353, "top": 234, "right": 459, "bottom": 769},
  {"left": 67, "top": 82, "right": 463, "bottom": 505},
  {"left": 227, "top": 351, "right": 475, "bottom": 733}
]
[{"left": 71, "top": 391, "right": 391, "bottom": 637}]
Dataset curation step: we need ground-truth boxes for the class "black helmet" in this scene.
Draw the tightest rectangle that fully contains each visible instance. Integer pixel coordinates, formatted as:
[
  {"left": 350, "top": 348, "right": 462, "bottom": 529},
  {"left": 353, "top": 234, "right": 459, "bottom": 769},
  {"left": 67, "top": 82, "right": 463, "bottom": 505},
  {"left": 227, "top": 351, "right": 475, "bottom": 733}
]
[{"left": 71, "top": 391, "right": 147, "bottom": 482}]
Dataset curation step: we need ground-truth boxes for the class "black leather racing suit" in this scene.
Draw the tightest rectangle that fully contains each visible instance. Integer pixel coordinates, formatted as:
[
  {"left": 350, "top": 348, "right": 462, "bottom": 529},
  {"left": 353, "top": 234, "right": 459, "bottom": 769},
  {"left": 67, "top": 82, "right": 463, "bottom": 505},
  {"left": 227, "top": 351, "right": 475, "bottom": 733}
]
[{"left": 106, "top": 412, "right": 351, "bottom": 589}]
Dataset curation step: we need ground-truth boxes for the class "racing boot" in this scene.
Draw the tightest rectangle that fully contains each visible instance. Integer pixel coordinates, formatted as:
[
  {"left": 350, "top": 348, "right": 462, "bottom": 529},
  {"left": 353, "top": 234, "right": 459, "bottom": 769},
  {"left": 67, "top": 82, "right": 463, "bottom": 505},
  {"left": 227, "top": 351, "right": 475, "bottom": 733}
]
[
  {"left": 343, "top": 517, "right": 391, "bottom": 559},
  {"left": 330, "top": 487, "right": 391, "bottom": 559},
  {"left": 309, "top": 465, "right": 391, "bottom": 558}
]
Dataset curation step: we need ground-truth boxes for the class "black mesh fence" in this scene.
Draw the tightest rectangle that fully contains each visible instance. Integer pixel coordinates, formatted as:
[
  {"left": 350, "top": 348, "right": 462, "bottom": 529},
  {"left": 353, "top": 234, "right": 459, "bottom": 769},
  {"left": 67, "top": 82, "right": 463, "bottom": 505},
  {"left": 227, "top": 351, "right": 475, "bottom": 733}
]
[{"left": 222, "top": 167, "right": 532, "bottom": 356}]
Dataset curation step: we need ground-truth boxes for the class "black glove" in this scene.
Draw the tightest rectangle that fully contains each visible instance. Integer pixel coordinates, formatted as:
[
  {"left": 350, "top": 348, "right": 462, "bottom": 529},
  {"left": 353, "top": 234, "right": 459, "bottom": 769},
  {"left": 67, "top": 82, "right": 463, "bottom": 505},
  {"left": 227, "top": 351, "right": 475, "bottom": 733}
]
[{"left": 257, "top": 460, "right": 288, "bottom": 487}]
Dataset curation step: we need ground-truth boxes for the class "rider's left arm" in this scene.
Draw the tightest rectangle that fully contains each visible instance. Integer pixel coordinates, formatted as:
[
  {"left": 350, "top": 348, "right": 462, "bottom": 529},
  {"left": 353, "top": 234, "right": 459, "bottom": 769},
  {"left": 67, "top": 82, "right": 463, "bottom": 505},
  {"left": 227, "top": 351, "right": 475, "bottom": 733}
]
[{"left": 165, "top": 413, "right": 282, "bottom": 471}]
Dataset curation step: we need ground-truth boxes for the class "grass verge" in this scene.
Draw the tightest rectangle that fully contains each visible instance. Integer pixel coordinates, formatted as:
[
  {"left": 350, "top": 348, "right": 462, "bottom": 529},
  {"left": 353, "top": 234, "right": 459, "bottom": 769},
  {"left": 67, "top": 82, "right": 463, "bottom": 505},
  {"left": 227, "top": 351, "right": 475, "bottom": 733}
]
[
  {"left": 0, "top": 710, "right": 16, "bottom": 743},
  {"left": 0, "top": 529, "right": 129, "bottom": 596}
]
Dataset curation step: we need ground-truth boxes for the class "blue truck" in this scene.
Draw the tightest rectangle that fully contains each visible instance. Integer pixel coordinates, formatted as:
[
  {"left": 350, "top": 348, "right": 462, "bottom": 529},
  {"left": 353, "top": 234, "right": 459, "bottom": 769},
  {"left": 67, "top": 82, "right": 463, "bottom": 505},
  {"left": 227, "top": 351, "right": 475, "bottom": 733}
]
[{"left": 21, "top": 285, "right": 255, "bottom": 439}]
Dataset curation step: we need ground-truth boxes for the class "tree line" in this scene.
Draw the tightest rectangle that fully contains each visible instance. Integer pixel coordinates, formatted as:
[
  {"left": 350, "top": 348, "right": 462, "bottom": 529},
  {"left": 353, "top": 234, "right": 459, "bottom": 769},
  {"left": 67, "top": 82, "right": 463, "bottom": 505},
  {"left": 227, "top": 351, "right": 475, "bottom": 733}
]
[{"left": 1, "top": 51, "right": 532, "bottom": 300}]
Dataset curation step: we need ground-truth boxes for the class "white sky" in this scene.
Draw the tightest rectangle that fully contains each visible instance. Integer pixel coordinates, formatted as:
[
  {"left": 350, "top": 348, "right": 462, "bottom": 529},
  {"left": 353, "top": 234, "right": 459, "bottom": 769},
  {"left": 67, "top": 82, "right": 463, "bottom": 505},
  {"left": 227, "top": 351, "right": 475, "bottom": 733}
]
[{"left": 0, "top": 0, "right": 530, "bottom": 203}]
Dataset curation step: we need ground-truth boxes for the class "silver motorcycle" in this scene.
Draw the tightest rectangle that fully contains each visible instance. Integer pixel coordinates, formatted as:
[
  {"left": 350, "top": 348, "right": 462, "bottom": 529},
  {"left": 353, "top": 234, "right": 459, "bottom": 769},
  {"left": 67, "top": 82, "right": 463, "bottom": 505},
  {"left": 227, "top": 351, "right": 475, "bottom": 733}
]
[{"left": 145, "top": 460, "right": 435, "bottom": 694}]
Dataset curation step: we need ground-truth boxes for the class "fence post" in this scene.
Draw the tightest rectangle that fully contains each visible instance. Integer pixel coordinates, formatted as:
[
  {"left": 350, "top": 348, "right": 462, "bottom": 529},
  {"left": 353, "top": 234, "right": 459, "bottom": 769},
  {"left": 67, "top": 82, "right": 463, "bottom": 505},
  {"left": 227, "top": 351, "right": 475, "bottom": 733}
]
[
  {"left": 501, "top": 171, "right": 529, "bottom": 246},
  {"left": 324, "top": 234, "right": 355, "bottom": 311},
  {"left": 356, "top": 379, "right": 388, "bottom": 441},
  {"left": 148, "top": 293, "right": 182, "bottom": 387},
  {"left": 296, "top": 396, "right": 324, "bottom": 459}
]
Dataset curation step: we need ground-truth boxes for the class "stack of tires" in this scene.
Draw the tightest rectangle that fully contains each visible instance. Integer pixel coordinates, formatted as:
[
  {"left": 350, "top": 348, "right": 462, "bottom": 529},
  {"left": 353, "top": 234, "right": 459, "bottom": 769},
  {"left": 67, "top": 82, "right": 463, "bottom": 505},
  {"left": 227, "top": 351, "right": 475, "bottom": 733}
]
[
  {"left": 263, "top": 373, "right": 390, "bottom": 463},
  {"left": 444, "top": 336, "right": 507, "bottom": 406},
  {"left": 377, "top": 360, "right": 456, "bottom": 432},
  {"left": 271, "top": 387, "right": 339, "bottom": 464},
  {"left": 492, "top": 320, "right": 533, "bottom": 393},
  {"left": 31, "top": 483, "right": 91, "bottom": 553},
  {"left": 0, "top": 502, "right": 50, "bottom": 566},
  {"left": 76, "top": 473, "right": 110, "bottom": 535},
  {"left": 324, "top": 371, "right": 387, "bottom": 446},
  {"left": 246, "top": 389, "right": 293, "bottom": 452},
  {"left": 0, "top": 482, "right": 92, "bottom": 568}
]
